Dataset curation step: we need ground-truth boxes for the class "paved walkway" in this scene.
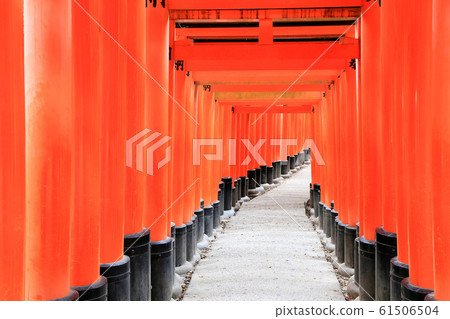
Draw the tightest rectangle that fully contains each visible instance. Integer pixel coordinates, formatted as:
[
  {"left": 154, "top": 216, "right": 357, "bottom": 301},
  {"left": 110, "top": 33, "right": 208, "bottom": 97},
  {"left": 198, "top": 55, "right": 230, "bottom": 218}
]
[{"left": 183, "top": 165, "right": 344, "bottom": 301}]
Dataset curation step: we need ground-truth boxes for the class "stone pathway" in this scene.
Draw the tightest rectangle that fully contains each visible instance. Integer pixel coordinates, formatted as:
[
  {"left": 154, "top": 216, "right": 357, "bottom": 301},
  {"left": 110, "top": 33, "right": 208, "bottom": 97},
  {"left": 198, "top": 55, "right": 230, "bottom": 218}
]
[{"left": 183, "top": 165, "right": 344, "bottom": 301}]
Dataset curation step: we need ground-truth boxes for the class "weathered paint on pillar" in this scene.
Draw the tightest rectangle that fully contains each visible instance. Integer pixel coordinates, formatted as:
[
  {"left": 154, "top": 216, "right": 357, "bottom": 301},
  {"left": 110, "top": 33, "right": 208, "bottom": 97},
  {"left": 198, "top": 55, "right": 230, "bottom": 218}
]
[{"left": 24, "top": 0, "right": 73, "bottom": 300}]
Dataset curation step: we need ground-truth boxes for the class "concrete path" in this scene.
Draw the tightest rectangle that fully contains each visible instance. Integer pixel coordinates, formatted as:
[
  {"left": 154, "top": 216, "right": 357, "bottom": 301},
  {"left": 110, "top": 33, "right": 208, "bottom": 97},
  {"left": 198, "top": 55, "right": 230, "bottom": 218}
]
[{"left": 183, "top": 165, "right": 344, "bottom": 301}]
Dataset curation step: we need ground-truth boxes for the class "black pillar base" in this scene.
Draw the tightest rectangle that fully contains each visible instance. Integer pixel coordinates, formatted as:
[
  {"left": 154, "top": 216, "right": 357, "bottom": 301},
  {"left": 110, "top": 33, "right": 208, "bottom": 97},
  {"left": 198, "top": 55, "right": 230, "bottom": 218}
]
[
  {"left": 325, "top": 207, "right": 332, "bottom": 238},
  {"left": 330, "top": 210, "right": 338, "bottom": 244},
  {"left": 175, "top": 224, "right": 187, "bottom": 267},
  {"left": 200, "top": 199, "right": 204, "bottom": 209},
  {"left": 306, "top": 148, "right": 311, "bottom": 161},
  {"left": 354, "top": 237, "right": 360, "bottom": 286},
  {"left": 233, "top": 179, "right": 239, "bottom": 203},
  {"left": 53, "top": 289, "right": 79, "bottom": 301},
  {"left": 150, "top": 237, "right": 174, "bottom": 301},
  {"left": 232, "top": 187, "right": 237, "bottom": 207},
  {"left": 221, "top": 177, "right": 233, "bottom": 211},
  {"left": 267, "top": 167, "right": 274, "bottom": 184},
  {"left": 186, "top": 219, "right": 195, "bottom": 263},
  {"left": 100, "top": 255, "right": 131, "bottom": 301},
  {"left": 401, "top": 277, "right": 434, "bottom": 301},
  {"left": 218, "top": 188, "right": 223, "bottom": 216},
  {"left": 194, "top": 209, "right": 204, "bottom": 243},
  {"left": 318, "top": 202, "right": 324, "bottom": 230},
  {"left": 323, "top": 206, "right": 330, "bottom": 237},
  {"left": 289, "top": 155, "right": 295, "bottom": 170},
  {"left": 336, "top": 219, "right": 347, "bottom": 264},
  {"left": 171, "top": 222, "right": 176, "bottom": 278},
  {"left": 204, "top": 206, "right": 213, "bottom": 237},
  {"left": 212, "top": 201, "right": 221, "bottom": 229},
  {"left": 248, "top": 170, "right": 256, "bottom": 189},
  {"left": 272, "top": 161, "right": 278, "bottom": 180},
  {"left": 261, "top": 165, "right": 268, "bottom": 184},
  {"left": 375, "top": 226, "right": 397, "bottom": 301},
  {"left": 313, "top": 185, "right": 321, "bottom": 218},
  {"left": 72, "top": 276, "right": 108, "bottom": 301},
  {"left": 281, "top": 161, "right": 289, "bottom": 175},
  {"left": 294, "top": 154, "right": 299, "bottom": 167},
  {"left": 219, "top": 181, "right": 224, "bottom": 216},
  {"left": 276, "top": 161, "right": 282, "bottom": 178},
  {"left": 124, "top": 228, "right": 151, "bottom": 301},
  {"left": 359, "top": 235, "right": 376, "bottom": 301},
  {"left": 390, "top": 256, "right": 409, "bottom": 301},
  {"left": 344, "top": 225, "right": 356, "bottom": 269},
  {"left": 235, "top": 179, "right": 242, "bottom": 201},
  {"left": 255, "top": 168, "right": 262, "bottom": 186},
  {"left": 240, "top": 176, "right": 247, "bottom": 198}
]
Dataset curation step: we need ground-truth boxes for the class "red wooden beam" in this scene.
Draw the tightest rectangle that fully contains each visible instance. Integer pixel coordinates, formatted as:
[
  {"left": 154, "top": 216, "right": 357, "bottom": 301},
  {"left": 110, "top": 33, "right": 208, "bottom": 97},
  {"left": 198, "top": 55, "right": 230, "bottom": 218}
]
[
  {"left": 176, "top": 25, "right": 356, "bottom": 40},
  {"left": 213, "top": 84, "right": 328, "bottom": 92},
  {"left": 193, "top": 70, "right": 339, "bottom": 83},
  {"left": 218, "top": 99, "right": 321, "bottom": 106},
  {"left": 186, "top": 58, "right": 349, "bottom": 72},
  {"left": 170, "top": 8, "right": 361, "bottom": 21},
  {"left": 168, "top": 0, "right": 363, "bottom": 10},
  {"left": 175, "top": 41, "right": 359, "bottom": 72},
  {"left": 233, "top": 105, "right": 313, "bottom": 113}
]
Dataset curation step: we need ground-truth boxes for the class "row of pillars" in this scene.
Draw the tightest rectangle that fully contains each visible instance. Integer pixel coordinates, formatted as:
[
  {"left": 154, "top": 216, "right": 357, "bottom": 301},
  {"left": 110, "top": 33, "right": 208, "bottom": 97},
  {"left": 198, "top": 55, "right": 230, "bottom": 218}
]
[
  {"left": 0, "top": 0, "right": 312, "bottom": 300},
  {"left": 310, "top": 0, "right": 450, "bottom": 301}
]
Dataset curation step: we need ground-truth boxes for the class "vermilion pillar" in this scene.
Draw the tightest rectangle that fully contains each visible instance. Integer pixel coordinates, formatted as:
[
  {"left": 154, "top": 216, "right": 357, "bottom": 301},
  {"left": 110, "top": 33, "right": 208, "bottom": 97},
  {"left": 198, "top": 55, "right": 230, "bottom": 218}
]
[
  {"left": 123, "top": 0, "right": 146, "bottom": 237},
  {"left": 380, "top": 0, "right": 397, "bottom": 235},
  {"left": 172, "top": 67, "right": 191, "bottom": 274},
  {"left": 194, "top": 85, "right": 202, "bottom": 211},
  {"left": 310, "top": 104, "right": 319, "bottom": 190},
  {"left": 392, "top": 0, "right": 409, "bottom": 274},
  {"left": 230, "top": 108, "right": 237, "bottom": 180},
  {"left": 0, "top": 0, "right": 25, "bottom": 301},
  {"left": 327, "top": 85, "right": 337, "bottom": 208},
  {"left": 375, "top": 0, "right": 400, "bottom": 301},
  {"left": 345, "top": 68, "right": 358, "bottom": 227},
  {"left": 145, "top": 3, "right": 170, "bottom": 241},
  {"left": 431, "top": 0, "right": 450, "bottom": 302},
  {"left": 70, "top": 0, "right": 102, "bottom": 292},
  {"left": 333, "top": 77, "right": 342, "bottom": 217},
  {"left": 96, "top": 0, "right": 132, "bottom": 300},
  {"left": 24, "top": 0, "right": 76, "bottom": 301},
  {"left": 145, "top": 2, "right": 172, "bottom": 301},
  {"left": 183, "top": 73, "right": 197, "bottom": 224},
  {"left": 402, "top": 0, "right": 434, "bottom": 300},
  {"left": 198, "top": 88, "right": 215, "bottom": 207},
  {"left": 359, "top": 0, "right": 381, "bottom": 301},
  {"left": 172, "top": 69, "right": 187, "bottom": 227},
  {"left": 236, "top": 112, "right": 244, "bottom": 177},
  {"left": 98, "top": 0, "right": 126, "bottom": 273},
  {"left": 221, "top": 105, "right": 231, "bottom": 178}
]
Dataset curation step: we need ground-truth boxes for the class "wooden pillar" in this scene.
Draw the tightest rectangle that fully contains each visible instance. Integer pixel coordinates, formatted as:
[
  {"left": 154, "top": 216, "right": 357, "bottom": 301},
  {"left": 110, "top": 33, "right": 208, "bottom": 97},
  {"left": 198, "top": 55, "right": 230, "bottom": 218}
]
[
  {"left": 360, "top": 1, "right": 382, "bottom": 242},
  {"left": 407, "top": 0, "right": 434, "bottom": 292},
  {"left": 144, "top": 3, "right": 170, "bottom": 241},
  {"left": 70, "top": 0, "right": 101, "bottom": 287},
  {"left": 24, "top": 0, "right": 74, "bottom": 300},
  {"left": 98, "top": 0, "right": 126, "bottom": 264},
  {"left": 171, "top": 68, "right": 187, "bottom": 227},
  {"left": 431, "top": 0, "right": 450, "bottom": 301},
  {"left": 0, "top": 0, "right": 26, "bottom": 301}
]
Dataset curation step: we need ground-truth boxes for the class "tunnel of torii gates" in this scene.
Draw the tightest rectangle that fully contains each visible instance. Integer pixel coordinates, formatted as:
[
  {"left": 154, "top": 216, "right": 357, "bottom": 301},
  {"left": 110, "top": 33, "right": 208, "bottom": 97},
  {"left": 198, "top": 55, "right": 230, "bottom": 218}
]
[{"left": 0, "top": 0, "right": 449, "bottom": 302}]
